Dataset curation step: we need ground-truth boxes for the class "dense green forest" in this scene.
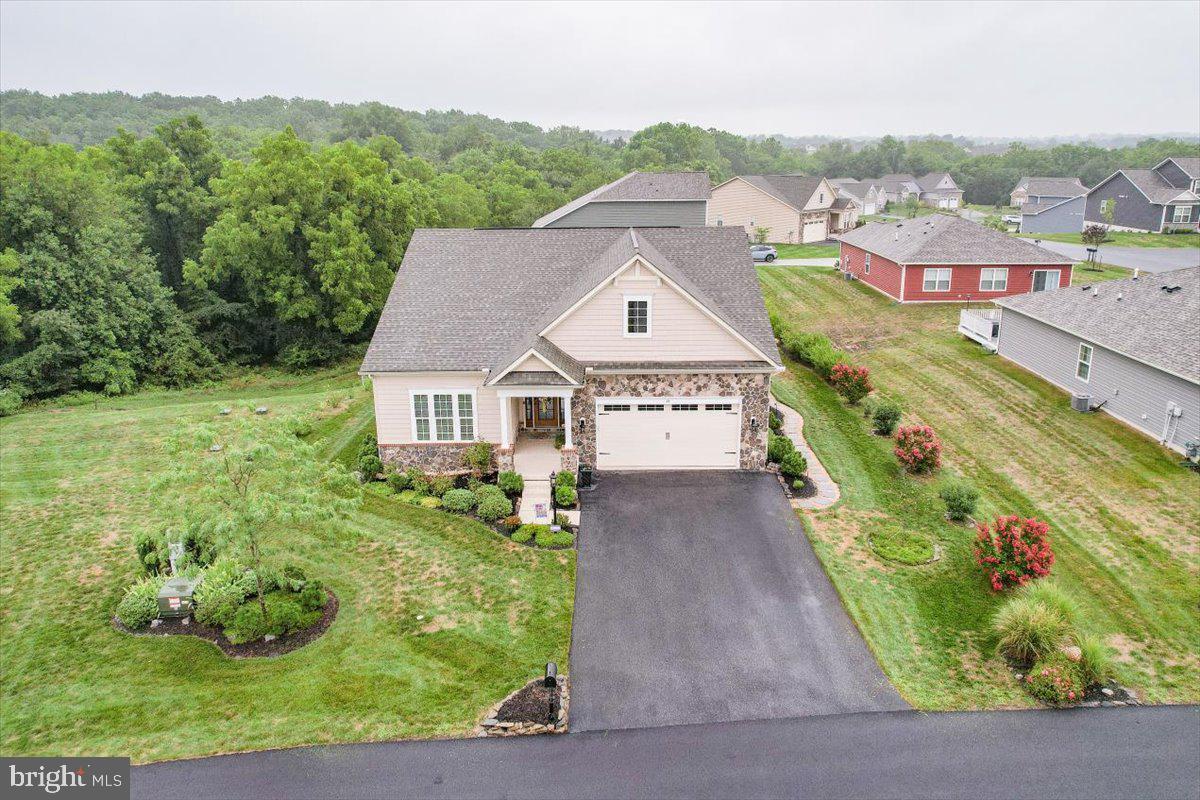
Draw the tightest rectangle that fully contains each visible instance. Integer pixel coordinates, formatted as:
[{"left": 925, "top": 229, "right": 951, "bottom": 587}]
[{"left": 0, "top": 90, "right": 1196, "bottom": 408}]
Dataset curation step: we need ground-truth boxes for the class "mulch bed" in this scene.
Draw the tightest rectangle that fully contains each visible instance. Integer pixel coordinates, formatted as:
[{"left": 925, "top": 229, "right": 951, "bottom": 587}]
[
  {"left": 496, "top": 679, "right": 561, "bottom": 724},
  {"left": 791, "top": 475, "right": 818, "bottom": 499},
  {"left": 113, "top": 589, "right": 338, "bottom": 658}
]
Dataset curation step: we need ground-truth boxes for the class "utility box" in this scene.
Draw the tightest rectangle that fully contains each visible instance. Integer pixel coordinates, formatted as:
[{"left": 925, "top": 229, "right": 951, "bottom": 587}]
[{"left": 157, "top": 577, "right": 198, "bottom": 619}]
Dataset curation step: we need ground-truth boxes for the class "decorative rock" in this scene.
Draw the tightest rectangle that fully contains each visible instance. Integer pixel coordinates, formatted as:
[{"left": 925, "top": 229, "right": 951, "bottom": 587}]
[
  {"left": 1111, "top": 701, "right": 1125, "bottom": 706},
  {"left": 150, "top": 619, "right": 162, "bottom": 628},
  {"left": 255, "top": 407, "right": 269, "bottom": 415},
  {"left": 263, "top": 634, "right": 277, "bottom": 642},
  {"left": 181, "top": 617, "right": 190, "bottom": 626},
  {"left": 210, "top": 444, "right": 223, "bottom": 452},
  {"left": 1101, "top": 687, "right": 1114, "bottom": 697},
  {"left": 219, "top": 408, "right": 232, "bottom": 416},
  {"left": 482, "top": 718, "right": 499, "bottom": 726},
  {"left": 1014, "top": 674, "right": 1023, "bottom": 681},
  {"left": 1061, "top": 645, "right": 1082, "bottom": 662}
]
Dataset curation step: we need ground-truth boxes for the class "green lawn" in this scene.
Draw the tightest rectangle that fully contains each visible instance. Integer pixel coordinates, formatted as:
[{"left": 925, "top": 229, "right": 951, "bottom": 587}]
[
  {"left": 1017, "top": 231, "right": 1200, "bottom": 248},
  {"left": 1071, "top": 262, "right": 1132, "bottom": 284},
  {"left": 0, "top": 364, "right": 575, "bottom": 762},
  {"left": 864, "top": 205, "right": 938, "bottom": 223},
  {"left": 769, "top": 242, "right": 840, "bottom": 259},
  {"left": 759, "top": 265, "right": 1200, "bottom": 709},
  {"left": 964, "top": 203, "right": 1014, "bottom": 216}
]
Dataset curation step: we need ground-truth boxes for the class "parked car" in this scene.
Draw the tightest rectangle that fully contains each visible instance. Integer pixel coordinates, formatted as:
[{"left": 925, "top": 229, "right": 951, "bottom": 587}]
[
  {"left": 1002, "top": 214, "right": 1021, "bottom": 225},
  {"left": 750, "top": 244, "right": 777, "bottom": 262}
]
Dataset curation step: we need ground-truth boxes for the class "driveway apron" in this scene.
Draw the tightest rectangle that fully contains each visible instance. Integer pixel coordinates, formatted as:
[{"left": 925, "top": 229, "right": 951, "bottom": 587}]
[{"left": 569, "top": 471, "right": 906, "bottom": 732}]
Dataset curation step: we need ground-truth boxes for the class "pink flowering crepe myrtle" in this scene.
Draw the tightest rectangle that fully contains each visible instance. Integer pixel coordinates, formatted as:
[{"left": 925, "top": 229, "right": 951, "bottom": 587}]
[
  {"left": 974, "top": 515, "right": 1055, "bottom": 591},
  {"left": 893, "top": 425, "right": 942, "bottom": 473},
  {"left": 830, "top": 363, "right": 873, "bottom": 404}
]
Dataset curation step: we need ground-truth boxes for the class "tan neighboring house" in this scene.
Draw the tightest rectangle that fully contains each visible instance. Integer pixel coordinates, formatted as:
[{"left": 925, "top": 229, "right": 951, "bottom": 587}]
[
  {"left": 707, "top": 175, "right": 855, "bottom": 243},
  {"left": 834, "top": 181, "right": 887, "bottom": 215},
  {"left": 361, "top": 227, "right": 782, "bottom": 475}
]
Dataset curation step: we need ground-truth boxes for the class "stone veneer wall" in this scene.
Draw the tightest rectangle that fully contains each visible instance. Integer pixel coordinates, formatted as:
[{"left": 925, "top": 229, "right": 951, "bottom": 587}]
[
  {"left": 559, "top": 447, "right": 579, "bottom": 475},
  {"left": 570, "top": 372, "right": 770, "bottom": 470},
  {"left": 379, "top": 443, "right": 495, "bottom": 474}
]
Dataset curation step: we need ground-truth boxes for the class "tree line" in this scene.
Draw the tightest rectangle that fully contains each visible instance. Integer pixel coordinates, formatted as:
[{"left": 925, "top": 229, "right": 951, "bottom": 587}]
[{"left": 1, "top": 93, "right": 1196, "bottom": 408}]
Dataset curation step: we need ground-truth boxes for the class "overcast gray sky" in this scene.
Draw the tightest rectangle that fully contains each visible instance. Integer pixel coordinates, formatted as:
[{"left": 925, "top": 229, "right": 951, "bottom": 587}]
[{"left": 2, "top": 0, "right": 1198, "bottom": 138}]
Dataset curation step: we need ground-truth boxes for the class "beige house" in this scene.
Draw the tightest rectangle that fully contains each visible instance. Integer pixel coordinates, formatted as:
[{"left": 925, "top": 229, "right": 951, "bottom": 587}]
[
  {"left": 361, "top": 227, "right": 782, "bottom": 475},
  {"left": 707, "top": 175, "right": 855, "bottom": 243}
]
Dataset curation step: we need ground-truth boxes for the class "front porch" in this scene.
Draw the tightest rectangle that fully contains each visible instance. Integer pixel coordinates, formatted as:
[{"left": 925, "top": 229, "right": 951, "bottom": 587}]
[{"left": 496, "top": 386, "right": 579, "bottom": 477}]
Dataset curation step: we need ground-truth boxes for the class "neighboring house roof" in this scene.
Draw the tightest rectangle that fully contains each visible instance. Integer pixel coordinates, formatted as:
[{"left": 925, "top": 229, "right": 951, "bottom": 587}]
[
  {"left": 1020, "top": 195, "right": 1083, "bottom": 216},
  {"left": 916, "top": 172, "right": 961, "bottom": 192},
  {"left": 1157, "top": 157, "right": 1200, "bottom": 180},
  {"left": 831, "top": 196, "right": 857, "bottom": 210},
  {"left": 361, "top": 227, "right": 781, "bottom": 377},
  {"left": 1095, "top": 169, "right": 1200, "bottom": 205},
  {"left": 829, "top": 177, "right": 858, "bottom": 186},
  {"left": 995, "top": 267, "right": 1200, "bottom": 383},
  {"left": 881, "top": 173, "right": 916, "bottom": 182},
  {"left": 834, "top": 181, "right": 874, "bottom": 203},
  {"left": 532, "top": 171, "right": 711, "bottom": 227},
  {"left": 1021, "top": 177, "right": 1089, "bottom": 198},
  {"left": 732, "top": 175, "right": 827, "bottom": 212},
  {"left": 838, "top": 215, "right": 1074, "bottom": 265}
]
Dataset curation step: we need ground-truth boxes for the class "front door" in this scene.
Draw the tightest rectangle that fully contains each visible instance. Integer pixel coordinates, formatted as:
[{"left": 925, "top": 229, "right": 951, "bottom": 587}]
[{"left": 525, "top": 397, "right": 561, "bottom": 429}]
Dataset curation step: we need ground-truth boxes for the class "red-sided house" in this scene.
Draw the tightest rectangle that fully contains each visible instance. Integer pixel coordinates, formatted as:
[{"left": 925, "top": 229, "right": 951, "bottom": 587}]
[{"left": 837, "top": 215, "right": 1074, "bottom": 303}]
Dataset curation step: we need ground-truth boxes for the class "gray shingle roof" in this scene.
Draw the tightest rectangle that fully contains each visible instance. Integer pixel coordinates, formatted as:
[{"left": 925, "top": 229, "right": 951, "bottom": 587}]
[
  {"left": 1163, "top": 157, "right": 1200, "bottom": 180},
  {"left": 917, "top": 172, "right": 961, "bottom": 192},
  {"left": 837, "top": 215, "right": 1075, "bottom": 265},
  {"left": 737, "top": 175, "right": 824, "bottom": 211},
  {"left": 831, "top": 196, "right": 857, "bottom": 210},
  {"left": 493, "top": 371, "right": 571, "bottom": 386},
  {"left": 1119, "top": 169, "right": 1200, "bottom": 204},
  {"left": 995, "top": 267, "right": 1200, "bottom": 383},
  {"left": 1021, "top": 177, "right": 1089, "bottom": 198},
  {"left": 1020, "top": 196, "right": 1081, "bottom": 216},
  {"left": 834, "top": 181, "right": 871, "bottom": 202},
  {"left": 532, "top": 171, "right": 711, "bottom": 227},
  {"left": 361, "top": 227, "right": 780, "bottom": 375}
]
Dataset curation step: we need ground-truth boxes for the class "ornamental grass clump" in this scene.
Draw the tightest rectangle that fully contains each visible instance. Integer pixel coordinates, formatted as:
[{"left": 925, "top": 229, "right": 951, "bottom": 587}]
[
  {"left": 991, "top": 594, "right": 1072, "bottom": 664},
  {"left": 893, "top": 425, "right": 942, "bottom": 473},
  {"left": 830, "top": 363, "right": 873, "bottom": 404},
  {"left": 974, "top": 515, "right": 1054, "bottom": 591}
]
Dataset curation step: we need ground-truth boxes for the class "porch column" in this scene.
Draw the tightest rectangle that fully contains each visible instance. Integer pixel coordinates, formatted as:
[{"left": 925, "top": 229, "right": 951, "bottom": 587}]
[
  {"left": 500, "top": 396, "right": 511, "bottom": 448},
  {"left": 562, "top": 394, "right": 573, "bottom": 448}
]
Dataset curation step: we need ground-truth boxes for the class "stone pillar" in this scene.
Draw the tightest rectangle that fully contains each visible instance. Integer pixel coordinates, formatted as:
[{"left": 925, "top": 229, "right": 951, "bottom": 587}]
[
  {"left": 497, "top": 446, "right": 514, "bottom": 473},
  {"left": 559, "top": 446, "right": 579, "bottom": 475}
]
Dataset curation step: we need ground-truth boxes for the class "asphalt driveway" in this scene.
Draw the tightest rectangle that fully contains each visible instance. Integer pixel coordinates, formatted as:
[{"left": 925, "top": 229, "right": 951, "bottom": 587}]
[
  {"left": 1033, "top": 240, "right": 1199, "bottom": 273},
  {"left": 569, "top": 471, "right": 906, "bottom": 732}
]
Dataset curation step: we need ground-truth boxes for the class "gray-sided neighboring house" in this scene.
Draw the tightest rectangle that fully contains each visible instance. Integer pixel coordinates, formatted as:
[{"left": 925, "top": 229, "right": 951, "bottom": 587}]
[
  {"left": 994, "top": 267, "right": 1200, "bottom": 453},
  {"left": 1016, "top": 177, "right": 1091, "bottom": 234},
  {"left": 1083, "top": 158, "right": 1200, "bottom": 233},
  {"left": 1011, "top": 177, "right": 1089, "bottom": 208},
  {"left": 532, "top": 171, "right": 711, "bottom": 228},
  {"left": 915, "top": 172, "right": 963, "bottom": 209},
  {"left": 874, "top": 174, "right": 921, "bottom": 204}
]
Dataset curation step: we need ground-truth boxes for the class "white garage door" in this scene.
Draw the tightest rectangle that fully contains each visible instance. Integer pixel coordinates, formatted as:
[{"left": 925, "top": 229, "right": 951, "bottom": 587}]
[
  {"left": 802, "top": 218, "right": 827, "bottom": 243},
  {"left": 595, "top": 398, "right": 741, "bottom": 470}
]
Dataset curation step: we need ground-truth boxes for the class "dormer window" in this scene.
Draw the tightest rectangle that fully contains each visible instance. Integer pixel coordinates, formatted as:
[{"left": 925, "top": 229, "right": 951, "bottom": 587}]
[{"left": 624, "top": 296, "right": 650, "bottom": 336}]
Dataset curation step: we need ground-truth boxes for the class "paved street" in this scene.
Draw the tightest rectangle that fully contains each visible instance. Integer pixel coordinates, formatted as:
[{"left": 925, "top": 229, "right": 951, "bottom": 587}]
[
  {"left": 131, "top": 706, "right": 1200, "bottom": 800},
  {"left": 570, "top": 471, "right": 905, "bottom": 732},
  {"left": 1030, "top": 240, "right": 1199, "bottom": 273}
]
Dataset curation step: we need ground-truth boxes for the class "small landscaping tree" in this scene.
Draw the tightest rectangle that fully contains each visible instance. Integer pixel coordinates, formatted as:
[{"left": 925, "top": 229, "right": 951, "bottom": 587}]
[
  {"left": 893, "top": 425, "right": 942, "bottom": 473},
  {"left": 939, "top": 481, "right": 979, "bottom": 522},
  {"left": 767, "top": 432, "right": 794, "bottom": 463},
  {"left": 974, "top": 515, "right": 1054, "bottom": 591},
  {"left": 829, "top": 363, "right": 872, "bottom": 404},
  {"left": 871, "top": 399, "right": 902, "bottom": 436},
  {"left": 779, "top": 450, "right": 808, "bottom": 483},
  {"left": 753, "top": 226, "right": 770, "bottom": 244},
  {"left": 461, "top": 441, "right": 493, "bottom": 474},
  {"left": 1081, "top": 224, "right": 1108, "bottom": 248}
]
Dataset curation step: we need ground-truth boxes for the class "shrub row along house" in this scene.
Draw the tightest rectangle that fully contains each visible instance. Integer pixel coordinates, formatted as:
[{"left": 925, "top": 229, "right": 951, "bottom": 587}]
[
  {"left": 362, "top": 226, "right": 781, "bottom": 474},
  {"left": 706, "top": 175, "right": 858, "bottom": 243},
  {"left": 993, "top": 267, "right": 1199, "bottom": 454},
  {"left": 839, "top": 215, "right": 1074, "bottom": 303}
]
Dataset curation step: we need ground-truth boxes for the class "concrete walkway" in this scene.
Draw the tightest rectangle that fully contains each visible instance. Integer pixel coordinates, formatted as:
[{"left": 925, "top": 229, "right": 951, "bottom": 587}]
[
  {"left": 775, "top": 403, "right": 840, "bottom": 509},
  {"left": 513, "top": 437, "right": 558, "bottom": 523}
]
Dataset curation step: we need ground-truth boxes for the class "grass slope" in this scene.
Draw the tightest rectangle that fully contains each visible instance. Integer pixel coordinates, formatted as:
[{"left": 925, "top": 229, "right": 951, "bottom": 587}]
[
  {"left": 769, "top": 243, "right": 840, "bottom": 259},
  {"left": 760, "top": 265, "right": 1199, "bottom": 709},
  {"left": 0, "top": 365, "right": 574, "bottom": 762},
  {"left": 1017, "top": 231, "right": 1200, "bottom": 248}
]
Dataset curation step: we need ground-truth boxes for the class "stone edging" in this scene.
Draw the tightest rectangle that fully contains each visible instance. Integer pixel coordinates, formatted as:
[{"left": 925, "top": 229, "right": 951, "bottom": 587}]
[{"left": 474, "top": 676, "right": 569, "bottom": 737}]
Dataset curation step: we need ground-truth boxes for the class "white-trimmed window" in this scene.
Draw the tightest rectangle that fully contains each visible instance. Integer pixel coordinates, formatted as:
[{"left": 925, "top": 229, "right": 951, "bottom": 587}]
[
  {"left": 923, "top": 268, "right": 952, "bottom": 292},
  {"left": 1032, "top": 269, "right": 1061, "bottom": 292},
  {"left": 864, "top": 253, "right": 871, "bottom": 274},
  {"left": 1172, "top": 205, "right": 1192, "bottom": 223},
  {"left": 624, "top": 296, "right": 650, "bottom": 336},
  {"left": 979, "top": 268, "right": 1008, "bottom": 291},
  {"left": 1076, "top": 343, "right": 1093, "bottom": 382},
  {"left": 1100, "top": 199, "right": 1112, "bottom": 215},
  {"left": 411, "top": 391, "right": 476, "bottom": 442}
]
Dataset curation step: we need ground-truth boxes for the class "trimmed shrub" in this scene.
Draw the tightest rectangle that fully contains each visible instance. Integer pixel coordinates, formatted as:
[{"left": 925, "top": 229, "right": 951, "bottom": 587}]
[
  {"left": 975, "top": 515, "right": 1054, "bottom": 591},
  {"left": 555, "top": 470, "right": 576, "bottom": 489},
  {"left": 791, "top": 478, "right": 806, "bottom": 492},
  {"left": 939, "top": 481, "right": 979, "bottom": 522},
  {"left": 536, "top": 528, "right": 575, "bottom": 548},
  {"left": 830, "top": 363, "right": 873, "bottom": 404},
  {"left": 476, "top": 494, "right": 513, "bottom": 523},
  {"left": 554, "top": 484, "right": 578, "bottom": 508},
  {"left": 194, "top": 557, "right": 256, "bottom": 627},
  {"left": 427, "top": 475, "right": 456, "bottom": 497},
  {"left": 554, "top": 431, "right": 566, "bottom": 449},
  {"left": 116, "top": 576, "right": 166, "bottom": 629},
  {"left": 405, "top": 468, "right": 430, "bottom": 495},
  {"left": 358, "top": 454, "right": 383, "bottom": 480},
  {"left": 992, "top": 594, "right": 1072, "bottom": 664},
  {"left": 1026, "top": 653, "right": 1084, "bottom": 705},
  {"left": 386, "top": 470, "right": 411, "bottom": 493},
  {"left": 299, "top": 581, "right": 325, "bottom": 612},
  {"left": 462, "top": 441, "right": 493, "bottom": 473},
  {"left": 767, "top": 432, "right": 795, "bottom": 464},
  {"left": 1076, "top": 633, "right": 1114, "bottom": 686},
  {"left": 779, "top": 450, "right": 808, "bottom": 482},
  {"left": 768, "top": 411, "right": 782, "bottom": 434},
  {"left": 0, "top": 387, "right": 23, "bottom": 417},
  {"left": 514, "top": 524, "right": 549, "bottom": 544},
  {"left": 502, "top": 514, "right": 522, "bottom": 532},
  {"left": 871, "top": 399, "right": 902, "bottom": 436},
  {"left": 357, "top": 434, "right": 378, "bottom": 462},
  {"left": 418, "top": 495, "right": 442, "bottom": 509},
  {"left": 894, "top": 425, "right": 942, "bottom": 473},
  {"left": 474, "top": 483, "right": 506, "bottom": 505},
  {"left": 441, "top": 488, "right": 476, "bottom": 513},
  {"left": 554, "top": 512, "right": 570, "bottom": 528},
  {"left": 497, "top": 471, "right": 524, "bottom": 496}
]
